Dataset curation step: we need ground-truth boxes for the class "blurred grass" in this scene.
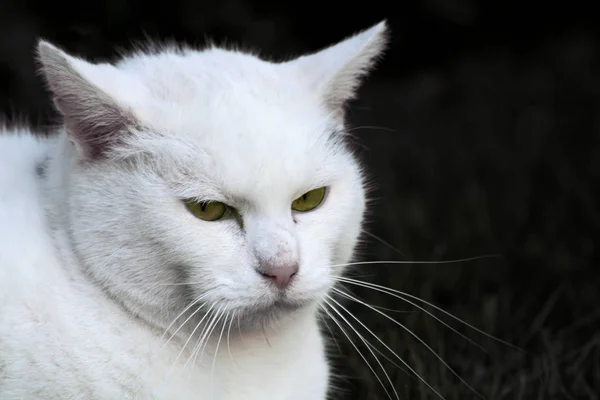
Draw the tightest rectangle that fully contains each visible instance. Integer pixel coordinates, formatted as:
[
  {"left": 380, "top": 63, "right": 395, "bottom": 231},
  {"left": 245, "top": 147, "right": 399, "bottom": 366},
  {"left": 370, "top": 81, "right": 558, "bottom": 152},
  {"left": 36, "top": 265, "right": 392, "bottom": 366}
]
[{"left": 324, "top": 260, "right": 599, "bottom": 399}]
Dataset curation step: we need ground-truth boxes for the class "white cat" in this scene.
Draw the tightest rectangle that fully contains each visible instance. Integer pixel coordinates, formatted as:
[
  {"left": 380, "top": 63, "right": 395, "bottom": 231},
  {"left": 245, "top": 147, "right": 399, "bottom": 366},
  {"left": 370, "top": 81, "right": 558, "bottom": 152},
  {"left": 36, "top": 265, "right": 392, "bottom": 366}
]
[{"left": 0, "top": 21, "right": 388, "bottom": 400}]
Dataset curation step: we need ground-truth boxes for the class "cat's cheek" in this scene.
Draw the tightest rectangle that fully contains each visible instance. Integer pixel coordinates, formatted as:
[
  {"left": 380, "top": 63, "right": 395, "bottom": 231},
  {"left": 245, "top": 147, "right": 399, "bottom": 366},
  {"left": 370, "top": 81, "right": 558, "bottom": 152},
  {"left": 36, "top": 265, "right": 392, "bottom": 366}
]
[{"left": 291, "top": 227, "right": 333, "bottom": 292}]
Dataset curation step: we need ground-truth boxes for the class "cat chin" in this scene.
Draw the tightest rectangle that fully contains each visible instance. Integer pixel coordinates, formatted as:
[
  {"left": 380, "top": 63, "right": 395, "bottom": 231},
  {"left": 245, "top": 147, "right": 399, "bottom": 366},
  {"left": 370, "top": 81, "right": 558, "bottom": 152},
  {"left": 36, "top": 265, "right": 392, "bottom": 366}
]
[{"left": 227, "top": 295, "right": 316, "bottom": 331}]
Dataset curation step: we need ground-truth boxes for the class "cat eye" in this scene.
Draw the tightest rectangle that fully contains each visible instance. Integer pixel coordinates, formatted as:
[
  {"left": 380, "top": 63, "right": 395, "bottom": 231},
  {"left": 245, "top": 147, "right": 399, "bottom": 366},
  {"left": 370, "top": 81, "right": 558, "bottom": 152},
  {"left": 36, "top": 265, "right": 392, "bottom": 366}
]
[
  {"left": 291, "top": 187, "right": 327, "bottom": 212},
  {"left": 185, "top": 200, "right": 227, "bottom": 221}
]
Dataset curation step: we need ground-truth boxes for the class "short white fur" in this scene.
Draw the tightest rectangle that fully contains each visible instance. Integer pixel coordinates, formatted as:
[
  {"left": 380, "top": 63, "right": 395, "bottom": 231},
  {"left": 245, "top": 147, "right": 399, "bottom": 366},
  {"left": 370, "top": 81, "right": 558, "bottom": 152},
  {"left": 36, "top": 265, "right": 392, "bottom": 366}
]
[{"left": 0, "top": 21, "right": 388, "bottom": 399}]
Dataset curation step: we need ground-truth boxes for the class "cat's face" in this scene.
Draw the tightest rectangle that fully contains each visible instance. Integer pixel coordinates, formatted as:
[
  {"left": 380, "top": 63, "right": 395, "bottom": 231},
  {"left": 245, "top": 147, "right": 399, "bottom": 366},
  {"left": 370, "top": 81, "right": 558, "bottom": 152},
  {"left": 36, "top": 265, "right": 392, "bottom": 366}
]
[{"left": 39, "top": 22, "right": 387, "bottom": 331}]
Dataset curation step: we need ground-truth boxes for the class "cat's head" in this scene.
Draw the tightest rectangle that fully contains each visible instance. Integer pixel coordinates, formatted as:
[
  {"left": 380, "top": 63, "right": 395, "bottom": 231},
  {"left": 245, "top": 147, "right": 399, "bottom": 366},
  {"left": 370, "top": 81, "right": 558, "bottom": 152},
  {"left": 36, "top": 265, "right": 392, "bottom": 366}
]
[{"left": 38, "top": 22, "right": 388, "bottom": 332}]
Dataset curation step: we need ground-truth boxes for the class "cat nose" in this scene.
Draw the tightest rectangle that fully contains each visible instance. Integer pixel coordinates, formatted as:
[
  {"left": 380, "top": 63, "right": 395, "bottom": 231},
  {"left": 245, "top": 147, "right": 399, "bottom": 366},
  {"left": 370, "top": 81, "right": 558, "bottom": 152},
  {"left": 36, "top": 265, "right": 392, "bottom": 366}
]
[{"left": 257, "top": 261, "right": 299, "bottom": 289}]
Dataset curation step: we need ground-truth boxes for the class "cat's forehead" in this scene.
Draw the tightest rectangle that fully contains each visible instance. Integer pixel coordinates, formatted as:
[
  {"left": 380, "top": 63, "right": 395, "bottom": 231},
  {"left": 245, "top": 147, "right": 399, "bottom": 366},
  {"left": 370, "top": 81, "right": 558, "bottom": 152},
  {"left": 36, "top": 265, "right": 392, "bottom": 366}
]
[
  {"left": 147, "top": 108, "right": 346, "bottom": 206},
  {"left": 117, "top": 48, "right": 306, "bottom": 107},
  {"left": 117, "top": 48, "right": 331, "bottom": 138},
  {"left": 116, "top": 49, "right": 347, "bottom": 199}
]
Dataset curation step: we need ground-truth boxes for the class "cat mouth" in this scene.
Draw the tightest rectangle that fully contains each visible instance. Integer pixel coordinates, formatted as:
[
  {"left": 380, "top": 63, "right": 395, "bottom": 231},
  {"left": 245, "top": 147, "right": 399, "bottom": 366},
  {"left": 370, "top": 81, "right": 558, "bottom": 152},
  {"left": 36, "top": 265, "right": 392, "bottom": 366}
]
[
  {"left": 256, "top": 293, "right": 309, "bottom": 313},
  {"left": 233, "top": 294, "right": 312, "bottom": 327}
]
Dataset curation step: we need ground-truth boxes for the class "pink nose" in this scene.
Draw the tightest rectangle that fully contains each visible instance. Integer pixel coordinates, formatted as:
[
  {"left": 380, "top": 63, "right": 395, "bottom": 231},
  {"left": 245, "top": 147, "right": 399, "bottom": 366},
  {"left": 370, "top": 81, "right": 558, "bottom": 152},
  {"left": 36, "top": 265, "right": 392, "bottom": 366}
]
[{"left": 257, "top": 262, "right": 299, "bottom": 289}]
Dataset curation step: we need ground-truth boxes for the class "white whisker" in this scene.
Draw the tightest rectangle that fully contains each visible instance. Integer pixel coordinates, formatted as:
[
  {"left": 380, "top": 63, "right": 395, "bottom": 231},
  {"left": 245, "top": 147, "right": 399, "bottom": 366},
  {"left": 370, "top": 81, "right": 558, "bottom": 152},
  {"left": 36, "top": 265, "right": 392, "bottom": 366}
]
[
  {"left": 326, "top": 294, "right": 447, "bottom": 399},
  {"left": 330, "top": 254, "right": 501, "bottom": 269},
  {"left": 318, "top": 313, "right": 342, "bottom": 354},
  {"left": 164, "top": 300, "right": 209, "bottom": 350},
  {"left": 211, "top": 311, "right": 228, "bottom": 399},
  {"left": 361, "top": 230, "right": 407, "bottom": 257},
  {"left": 334, "top": 277, "right": 488, "bottom": 353},
  {"left": 335, "top": 276, "right": 521, "bottom": 351},
  {"left": 320, "top": 301, "right": 412, "bottom": 377},
  {"left": 226, "top": 312, "right": 239, "bottom": 371},
  {"left": 161, "top": 293, "right": 210, "bottom": 346},
  {"left": 169, "top": 303, "right": 215, "bottom": 376},
  {"left": 319, "top": 300, "right": 396, "bottom": 400},
  {"left": 188, "top": 306, "right": 223, "bottom": 371},
  {"left": 331, "top": 289, "right": 482, "bottom": 399},
  {"left": 237, "top": 313, "right": 245, "bottom": 346},
  {"left": 322, "top": 299, "right": 399, "bottom": 400},
  {"left": 184, "top": 307, "right": 222, "bottom": 382},
  {"left": 262, "top": 322, "right": 271, "bottom": 348},
  {"left": 345, "top": 125, "right": 397, "bottom": 133}
]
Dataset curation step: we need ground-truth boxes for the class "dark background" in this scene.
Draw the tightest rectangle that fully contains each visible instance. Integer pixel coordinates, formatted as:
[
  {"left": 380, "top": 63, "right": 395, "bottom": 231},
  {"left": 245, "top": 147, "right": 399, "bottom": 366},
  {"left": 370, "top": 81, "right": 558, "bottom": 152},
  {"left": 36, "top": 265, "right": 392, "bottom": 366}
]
[{"left": 1, "top": 1, "right": 599, "bottom": 398}]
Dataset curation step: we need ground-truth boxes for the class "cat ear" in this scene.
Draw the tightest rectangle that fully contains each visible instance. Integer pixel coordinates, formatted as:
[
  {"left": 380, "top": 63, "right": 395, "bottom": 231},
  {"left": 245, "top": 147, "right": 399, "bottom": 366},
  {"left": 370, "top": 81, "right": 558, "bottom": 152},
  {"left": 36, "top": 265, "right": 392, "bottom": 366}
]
[
  {"left": 290, "top": 20, "right": 389, "bottom": 111},
  {"left": 37, "top": 41, "right": 138, "bottom": 160}
]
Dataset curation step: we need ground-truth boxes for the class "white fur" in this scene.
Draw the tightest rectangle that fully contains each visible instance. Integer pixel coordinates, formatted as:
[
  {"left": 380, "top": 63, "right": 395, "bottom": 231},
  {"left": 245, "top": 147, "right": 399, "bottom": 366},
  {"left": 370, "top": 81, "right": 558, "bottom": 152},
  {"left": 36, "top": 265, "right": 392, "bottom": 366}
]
[{"left": 0, "top": 21, "right": 388, "bottom": 399}]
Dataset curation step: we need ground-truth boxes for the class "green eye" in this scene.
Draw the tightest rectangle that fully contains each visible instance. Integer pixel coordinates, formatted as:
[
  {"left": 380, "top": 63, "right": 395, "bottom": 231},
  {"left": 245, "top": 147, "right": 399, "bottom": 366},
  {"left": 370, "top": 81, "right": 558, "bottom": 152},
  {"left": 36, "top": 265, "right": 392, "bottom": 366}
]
[
  {"left": 185, "top": 200, "right": 227, "bottom": 221},
  {"left": 292, "top": 187, "right": 327, "bottom": 212}
]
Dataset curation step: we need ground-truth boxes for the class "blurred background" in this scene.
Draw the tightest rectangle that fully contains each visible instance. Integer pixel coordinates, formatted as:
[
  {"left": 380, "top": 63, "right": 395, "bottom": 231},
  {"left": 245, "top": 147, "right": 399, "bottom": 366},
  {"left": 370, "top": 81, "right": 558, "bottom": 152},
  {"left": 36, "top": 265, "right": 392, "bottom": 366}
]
[{"left": 1, "top": 0, "right": 598, "bottom": 398}]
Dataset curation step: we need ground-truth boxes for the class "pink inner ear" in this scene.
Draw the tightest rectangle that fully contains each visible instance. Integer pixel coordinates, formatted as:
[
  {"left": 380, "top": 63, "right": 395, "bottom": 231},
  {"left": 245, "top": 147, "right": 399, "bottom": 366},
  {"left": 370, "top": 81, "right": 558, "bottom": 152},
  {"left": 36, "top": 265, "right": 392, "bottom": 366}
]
[
  {"left": 39, "top": 43, "right": 138, "bottom": 162},
  {"left": 53, "top": 97, "right": 101, "bottom": 161},
  {"left": 63, "top": 123, "right": 97, "bottom": 162},
  {"left": 52, "top": 92, "right": 136, "bottom": 162}
]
